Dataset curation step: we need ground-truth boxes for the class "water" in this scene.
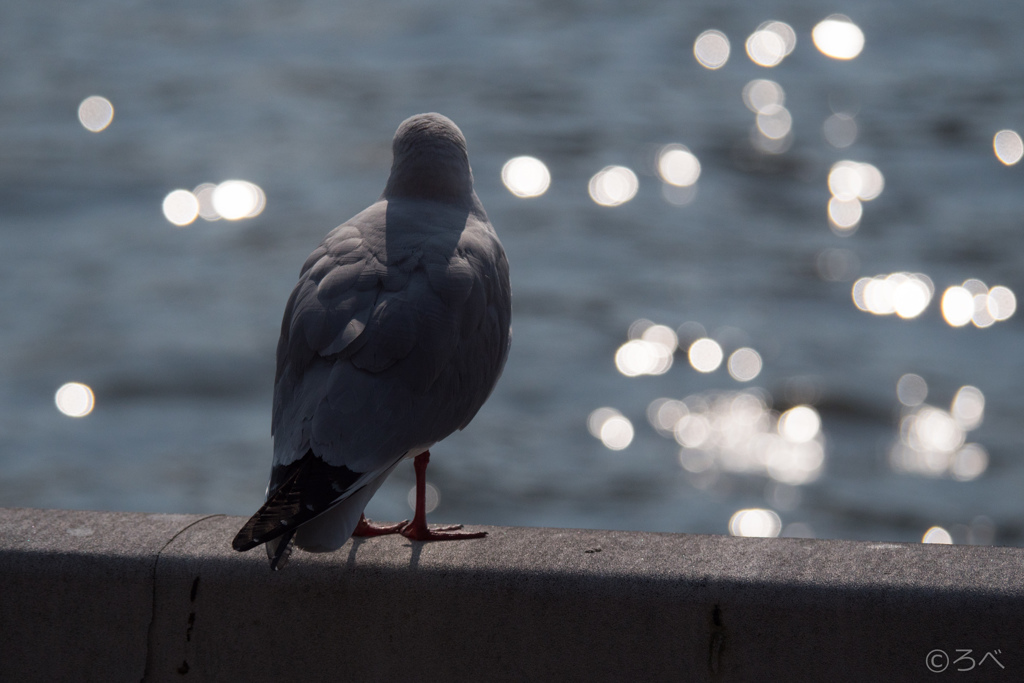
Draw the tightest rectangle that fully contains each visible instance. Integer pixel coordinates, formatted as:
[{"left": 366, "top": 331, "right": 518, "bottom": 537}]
[{"left": 3, "top": 0, "right": 1024, "bottom": 546}]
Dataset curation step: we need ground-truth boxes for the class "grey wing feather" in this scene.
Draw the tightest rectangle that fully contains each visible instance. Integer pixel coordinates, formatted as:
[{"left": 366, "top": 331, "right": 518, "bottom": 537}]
[
  {"left": 272, "top": 199, "right": 510, "bottom": 479},
  {"left": 239, "top": 114, "right": 511, "bottom": 562}
]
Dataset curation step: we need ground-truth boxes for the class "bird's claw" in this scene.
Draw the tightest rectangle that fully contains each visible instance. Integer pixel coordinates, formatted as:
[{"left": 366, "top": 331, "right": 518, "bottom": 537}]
[
  {"left": 352, "top": 515, "right": 410, "bottom": 537},
  {"left": 400, "top": 522, "right": 487, "bottom": 542}
]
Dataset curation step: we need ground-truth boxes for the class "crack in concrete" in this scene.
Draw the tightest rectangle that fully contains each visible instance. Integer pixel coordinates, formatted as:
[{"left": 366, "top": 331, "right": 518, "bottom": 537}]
[
  {"left": 140, "top": 514, "right": 224, "bottom": 682},
  {"left": 709, "top": 603, "right": 725, "bottom": 677}
]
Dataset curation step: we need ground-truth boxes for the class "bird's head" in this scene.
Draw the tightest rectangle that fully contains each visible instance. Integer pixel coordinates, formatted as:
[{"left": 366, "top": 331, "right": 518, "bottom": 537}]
[{"left": 383, "top": 113, "right": 475, "bottom": 204}]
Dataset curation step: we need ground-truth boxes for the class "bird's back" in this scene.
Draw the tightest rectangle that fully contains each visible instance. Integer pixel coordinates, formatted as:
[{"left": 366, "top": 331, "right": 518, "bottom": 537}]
[
  {"left": 232, "top": 112, "right": 510, "bottom": 561},
  {"left": 272, "top": 197, "right": 511, "bottom": 474}
]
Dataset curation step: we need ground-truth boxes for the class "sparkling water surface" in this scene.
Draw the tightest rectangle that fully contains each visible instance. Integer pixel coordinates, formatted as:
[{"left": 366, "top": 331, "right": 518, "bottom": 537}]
[{"left": 3, "top": 1, "right": 1024, "bottom": 547}]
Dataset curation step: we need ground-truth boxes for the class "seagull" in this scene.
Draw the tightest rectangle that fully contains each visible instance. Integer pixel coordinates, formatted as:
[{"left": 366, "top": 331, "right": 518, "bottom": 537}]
[{"left": 232, "top": 113, "right": 511, "bottom": 569}]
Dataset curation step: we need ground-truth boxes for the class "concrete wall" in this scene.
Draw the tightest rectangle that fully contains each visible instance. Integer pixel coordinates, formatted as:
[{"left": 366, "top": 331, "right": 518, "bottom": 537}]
[{"left": 2, "top": 506, "right": 1022, "bottom": 682}]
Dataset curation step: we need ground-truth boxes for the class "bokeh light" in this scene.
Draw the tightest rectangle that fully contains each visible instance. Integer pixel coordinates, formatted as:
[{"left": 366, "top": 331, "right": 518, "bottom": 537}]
[
  {"left": 659, "top": 390, "right": 826, "bottom": 486},
  {"left": 657, "top": 145, "right": 701, "bottom": 187},
  {"left": 950, "top": 444, "right": 989, "bottom": 481},
  {"left": 688, "top": 338, "right": 723, "bottom": 373},
  {"left": 993, "top": 129, "right": 1023, "bottom": 166},
  {"left": 965, "top": 279, "right": 993, "bottom": 328},
  {"left": 193, "top": 183, "right": 220, "bottom": 221},
  {"left": 587, "top": 407, "right": 634, "bottom": 450},
  {"left": 823, "top": 113, "right": 858, "bottom": 148},
  {"left": 761, "top": 21, "right": 796, "bottom": 56},
  {"left": 756, "top": 105, "right": 793, "bottom": 140},
  {"left": 212, "top": 180, "right": 266, "bottom": 220},
  {"left": 827, "top": 161, "right": 884, "bottom": 233},
  {"left": 941, "top": 286, "right": 974, "bottom": 327},
  {"left": 729, "top": 508, "right": 783, "bottom": 537},
  {"left": 778, "top": 406, "right": 821, "bottom": 443},
  {"left": 162, "top": 189, "right": 200, "bottom": 227},
  {"left": 675, "top": 413, "right": 712, "bottom": 450},
  {"left": 647, "top": 398, "right": 689, "bottom": 437},
  {"left": 627, "top": 318, "right": 655, "bottom": 340},
  {"left": 767, "top": 430, "right": 825, "bottom": 483},
  {"left": 745, "top": 21, "right": 795, "bottom": 68},
  {"left": 77, "top": 95, "right": 114, "bottom": 132},
  {"left": 906, "top": 408, "right": 963, "bottom": 453},
  {"left": 987, "top": 285, "right": 1017, "bottom": 320},
  {"left": 742, "top": 79, "right": 785, "bottom": 114},
  {"left": 890, "top": 385, "right": 988, "bottom": 481},
  {"left": 751, "top": 125, "right": 792, "bottom": 155},
  {"left": 812, "top": 15, "right": 865, "bottom": 60},
  {"left": 641, "top": 323, "right": 679, "bottom": 351},
  {"left": 587, "top": 407, "right": 619, "bottom": 437},
  {"left": 828, "top": 197, "right": 862, "bottom": 233},
  {"left": 828, "top": 161, "right": 883, "bottom": 200},
  {"left": 600, "top": 415, "right": 635, "bottom": 450},
  {"left": 588, "top": 166, "right": 638, "bottom": 206},
  {"left": 941, "top": 280, "right": 1016, "bottom": 327},
  {"left": 951, "top": 385, "right": 984, "bottom": 430},
  {"left": 676, "top": 321, "right": 707, "bottom": 346},
  {"left": 662, "top": 183, "right": 698, "bottom": 207},
  {"left": 896, "top": 374, "right": 928, "bottom": 407},
  {"left": 501, "top": 156, "right": 551, "bottom": 197},
  {"left": 55, "top": 382, "right": 95, "bottom": 418},
  {"left": 851, "top": 273, "right": 934, "bottom": 318},
  {"left": 615, "top": 322, "right": 677, "bottom": 377},
  {"left": 892, "top": 278, "right": 932, "bottom": 319},
  {"left": 922, "top": 526, "right": 953, "bottom": 544},
  {"left": 615, "top": 340, "right": 664, "bottom": 377},
  {"left": 828, "top": 164, "right": 861, "bottom": 200},
  {"left": 407, "top": 482, "right": 440, "bottom": 513},
  {"left": 854, "top": 163, "right": 884, "bottom": 200},
  {"left": 694, "top": 30, "right": 730, "bottom": 69},
  {"left": 727, "top": 347, "right": 762, "bottom": 382}
]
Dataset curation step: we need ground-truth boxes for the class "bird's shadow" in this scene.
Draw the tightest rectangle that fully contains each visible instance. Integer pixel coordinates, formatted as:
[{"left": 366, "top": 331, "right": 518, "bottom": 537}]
[{"left": 345, "top": 535, "right": 423, "bottom": 571}]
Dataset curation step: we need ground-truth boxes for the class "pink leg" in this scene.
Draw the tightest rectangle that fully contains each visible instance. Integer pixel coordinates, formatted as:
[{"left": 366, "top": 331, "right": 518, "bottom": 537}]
[
  {"left": 352, "top": 513, "right": 408, "bottom": 537},
  {"left": 400, "top": 451, "right": 487, "bottom": 541}
]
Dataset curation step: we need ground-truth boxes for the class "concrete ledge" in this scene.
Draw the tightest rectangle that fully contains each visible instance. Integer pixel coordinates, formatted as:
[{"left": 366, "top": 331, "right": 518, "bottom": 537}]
[{"left": 2, "top": 507, "right": 1022, "bottom": 681}]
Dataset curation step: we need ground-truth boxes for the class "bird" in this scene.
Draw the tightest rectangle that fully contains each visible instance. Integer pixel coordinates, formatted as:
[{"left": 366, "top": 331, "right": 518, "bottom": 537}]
[{"left": 232, "top": 113, "right": 511, "bottom": 569}]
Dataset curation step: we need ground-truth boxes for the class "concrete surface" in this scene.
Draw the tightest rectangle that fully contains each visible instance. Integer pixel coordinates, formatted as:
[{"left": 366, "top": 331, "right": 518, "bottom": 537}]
[{"left": 1, "top": 507, "right": 1022, "bottom": 682}]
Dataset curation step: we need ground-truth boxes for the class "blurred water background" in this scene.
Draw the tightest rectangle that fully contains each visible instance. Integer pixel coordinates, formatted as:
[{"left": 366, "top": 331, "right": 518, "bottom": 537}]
[{"left": 3, "top": 0, "right": 1024, "bottom": 546}]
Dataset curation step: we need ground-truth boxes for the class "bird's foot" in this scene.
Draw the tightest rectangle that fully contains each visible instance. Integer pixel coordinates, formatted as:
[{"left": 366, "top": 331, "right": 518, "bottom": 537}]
[
  {"left": 400, "top": 520, "right": 487, "bottom": 542},
  {"left": 352, "top": 514, "right": 409, "bottom": 537},
  {"left": 398, "top": 451, "right": 487, "bottom": 541}
]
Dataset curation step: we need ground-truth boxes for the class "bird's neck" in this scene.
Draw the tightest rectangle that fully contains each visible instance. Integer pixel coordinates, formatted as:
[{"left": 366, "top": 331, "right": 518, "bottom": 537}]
[{"left": 383, "top": 148, "right": 475, "bottom": 205}]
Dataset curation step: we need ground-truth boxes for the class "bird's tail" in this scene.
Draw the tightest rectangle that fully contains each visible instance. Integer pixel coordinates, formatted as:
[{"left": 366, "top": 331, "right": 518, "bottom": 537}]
[
  {"left": 230, "top": 451, "right": 364, "bottom": 561},
  {"left": 231, "top": 484, "right": 303, "bottom": 553},
  {"left": 231, "top": 457, "right": 316, "bottom": 554},
  {"left": 266, "top": 529, "right": 296, "bottom": 571}
]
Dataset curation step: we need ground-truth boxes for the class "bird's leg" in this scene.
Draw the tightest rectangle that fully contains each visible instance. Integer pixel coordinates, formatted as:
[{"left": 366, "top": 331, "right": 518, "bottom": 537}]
[
  {"left": 400, "top": 450, "right": 487, "bottom": 541},
  {"left": 352, "top": 513, "right": 408, "bottom": 537}
]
